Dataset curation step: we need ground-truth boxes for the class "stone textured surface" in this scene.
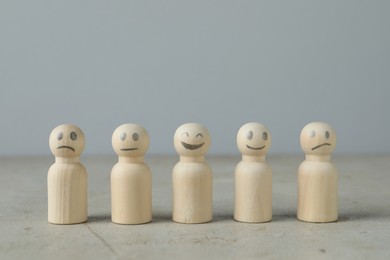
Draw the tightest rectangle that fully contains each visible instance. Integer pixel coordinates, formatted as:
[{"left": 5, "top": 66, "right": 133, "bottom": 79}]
[{"left": 1, "top": 155, "right": 389, "bottom": 259}]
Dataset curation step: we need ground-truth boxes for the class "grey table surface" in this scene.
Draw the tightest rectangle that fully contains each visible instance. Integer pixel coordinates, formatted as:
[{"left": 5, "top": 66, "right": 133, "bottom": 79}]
[{"left": 1, "top": 155, "right": 389, "bottom": 260}]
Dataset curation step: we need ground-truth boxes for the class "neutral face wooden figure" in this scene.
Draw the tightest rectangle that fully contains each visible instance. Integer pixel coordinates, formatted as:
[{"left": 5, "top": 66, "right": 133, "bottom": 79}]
[
  {"left": 234, "top": 122, "right": 272, "bottom": 223},
  {"left": 48, "top": 124, "right": 87, "bottom": 224},
  {"left": 172, "top": 123, "right": 212, "bottom": 224},
  {"left": 297, "top": 122, "right": 338, "bottom": 223},
  {"left": 111, "top": 123, "right": 152, "bottom": 224}
]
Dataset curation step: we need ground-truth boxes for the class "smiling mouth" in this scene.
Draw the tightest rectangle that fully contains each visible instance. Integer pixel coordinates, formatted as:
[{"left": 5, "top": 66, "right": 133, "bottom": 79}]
[
  {"left": 181, "top": 142, "right": 204, "bottom": 150},
  {"left": 311, "top": 143, "right": 331, "bottom": 150},
  {"left": 57, "top": 146, "right": 75, "bottom": 152},
  {"left": 121, "top": 148, "right": 138, "bottom": 151},
  {"left": 246, "top": 144, "right": 265, "bottom": 150}
]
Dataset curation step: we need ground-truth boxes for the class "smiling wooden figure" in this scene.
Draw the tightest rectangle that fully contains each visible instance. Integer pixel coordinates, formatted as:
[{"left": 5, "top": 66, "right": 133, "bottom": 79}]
[
  {"left": 297, "top": 122, "right": 338, "bottom": 223},
  {"left": 48, "top": 124, "right": 87, "bottom": 224},
  {"left": 234, "top": 122, "right": 272, "bottom": 223},
  {"left": 111, "top": 124, "right": 152, "bottom": 224},
  {"left": 172, "top": 123, "right": 212, "bottom": 224}
]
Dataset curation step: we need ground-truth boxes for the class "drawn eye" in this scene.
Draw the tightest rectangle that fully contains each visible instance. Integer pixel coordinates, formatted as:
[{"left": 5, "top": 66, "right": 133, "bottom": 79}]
[
  {"left": 182, "top": 132, "right": 189, "bottom": 137},
  {"left": 57, "top": 132, "right": 63, "bottom": 140},
  {"left": 325, "top": 131, "right": 330, "bottom": 139},
  {"left": 132, "top": 133, "right": 139, "bottom": 141},
  {"left": 262, "top": 132, "right": 268, "bottom": 141},
  {"left": 310, "top": 130, "right": 315, "bottom": 138},
  {"left": 247, "top": 131, "right": 253, "bottom": 140},
  {"left": 196, "top": 133, "right": 203, "bottom": 138},
  {"left": 120, "top": 132, "right": 127, "bottom": 141},
  {"left": 70, "top": 132, "right": 77, "bottom": 141}
]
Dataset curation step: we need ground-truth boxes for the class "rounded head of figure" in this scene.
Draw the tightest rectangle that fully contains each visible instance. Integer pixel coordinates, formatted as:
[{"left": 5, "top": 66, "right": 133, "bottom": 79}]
[
  {"left": 49, "top": 124, "right": 85, "bottom": 158},
  {"left": 300, "top": 122, "right": 336, "bottom": 155},
  {"left": 112, "top": 123, "right": 150, "bottom": 157},
  {"left": 237, "top": 122, "right": 271, "bottom": 156},
  {"left": 174, "top": 123, "right": 211, "bottom": 157}
]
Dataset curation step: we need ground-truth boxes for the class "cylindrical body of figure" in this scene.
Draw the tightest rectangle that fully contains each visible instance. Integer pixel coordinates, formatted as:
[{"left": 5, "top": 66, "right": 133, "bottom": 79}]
[
  {"left": 48, "top": 162, "right": 87, "bottom": 224},
  {"left": 111, "top": 162, "right": 152, "bottom": 224},
  {"left": 297, "top": 160, "right": 338, "bottom": 222},
  {"left": 234, "top": 161, "right": 272, "bottom": 223},
  {"left": 172, "top": 161, "right": 212, "bottom": 224}
]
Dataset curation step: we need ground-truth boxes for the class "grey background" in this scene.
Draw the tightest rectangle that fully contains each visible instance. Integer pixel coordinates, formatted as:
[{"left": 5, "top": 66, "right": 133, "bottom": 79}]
[{"left": 0, "top": 1, "right": 389, "bottom": 156}]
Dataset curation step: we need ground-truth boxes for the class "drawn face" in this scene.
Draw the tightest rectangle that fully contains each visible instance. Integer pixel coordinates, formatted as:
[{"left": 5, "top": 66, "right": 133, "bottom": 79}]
[
  {"left": 49, "top": 124, "right": 85, "bottom": 158},
  {"left": 174, "top": 123, "right": 210, "bottom": 156},
  {"left": 112, "top": 124, "right": 149, "bottom": 157},
  {"left": 300, "top": 122, "right": 336, "bottom": 155},
  {"left": 237, "top": 122, "right": 271, "bottom": 156}
]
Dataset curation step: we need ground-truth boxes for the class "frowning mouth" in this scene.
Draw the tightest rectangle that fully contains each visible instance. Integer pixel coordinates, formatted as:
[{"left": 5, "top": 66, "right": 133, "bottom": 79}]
[
  {"left": 121, "top": 148, "right": 138, "bottom": 151},
  {"left": 246, "top": 144, "right": 265, "bottom": 150},
  {"left": 57, "top": 146, "right": 75, "bottom": 152},
  {"left": 181, "top": 142, "right": 204, "bottom": 150},
  {"left": 311, "top": 143, "right": 331, "bottom": 150}
]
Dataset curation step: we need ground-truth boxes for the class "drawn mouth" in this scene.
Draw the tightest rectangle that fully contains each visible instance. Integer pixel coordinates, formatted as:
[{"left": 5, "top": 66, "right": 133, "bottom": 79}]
[
  {"left": 121, "top": 148, "right": 138, "bottom": 151},
  {"left": 311, "top": 143, "right": 331, "bottom": 150},
  {"left": 246, "top": 144, "right": 265, "bottom": 150},
  {"left": 57, "top": 146, "right": 75, "bottom": 152},
  {"left": 181, "top": 142, "right": 204, "bottom": 150}
]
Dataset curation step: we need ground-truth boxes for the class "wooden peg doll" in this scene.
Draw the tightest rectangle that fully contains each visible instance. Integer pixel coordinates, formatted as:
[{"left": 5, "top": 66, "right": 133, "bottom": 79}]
[
  {"left": 172, "top": 123, "right": 212, "bottom": 224},
  {"left": 111, "top": 124, "right": 152, "bottom": 224},
  {"left": 297, "top": 122, "right": 338, "bottom": 223},
  {"left": 234, "top": 122, "right": 272, "bottom": 223},
  {"left": 48, "top": 124, "right": 87, "bottom": 224}
]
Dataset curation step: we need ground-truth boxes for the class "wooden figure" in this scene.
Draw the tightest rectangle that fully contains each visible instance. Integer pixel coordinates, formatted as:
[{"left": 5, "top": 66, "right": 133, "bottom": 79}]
[
  {"left": 172, "top": 123, "right": 212, "bottom": 224},
  {"left": 111, "top": 124, "right": 152, "bottom": 224},
  {"left": 48, "top": 124, "right": 87, "bottom": 224},
  {"left": 234, "top": 122, "right": 272, "bottom": 223},
  {"left": 297, "top": 122, "right": 338, "bottom": 223}
]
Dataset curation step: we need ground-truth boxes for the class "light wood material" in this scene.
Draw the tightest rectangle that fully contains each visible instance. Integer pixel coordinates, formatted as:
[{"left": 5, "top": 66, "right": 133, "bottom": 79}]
[
  {"left": 111, "top": 124, "right": 152, "bottom": 224},
  {"left": 48, "top": 124, "right": 87, "bottom": 224},
  {"left": 172, "top": 123, "right": 212, "bottom": 224},
  {"left": 297, "top": 122, "right": 338, "bottom": 223},
  {"left": 234, "top": 122, "right": 272, "bottom": 223}
]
